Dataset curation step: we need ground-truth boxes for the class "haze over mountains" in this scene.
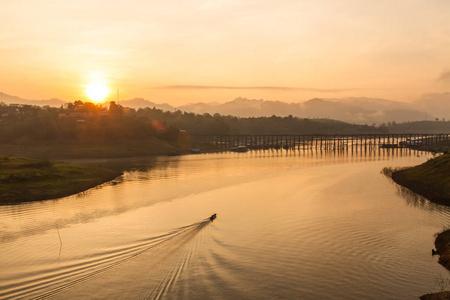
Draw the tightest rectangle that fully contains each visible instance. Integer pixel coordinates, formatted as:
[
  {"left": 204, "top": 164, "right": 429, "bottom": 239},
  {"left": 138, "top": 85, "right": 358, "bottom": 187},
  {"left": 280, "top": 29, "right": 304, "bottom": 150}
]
[
  {"left": 0, "top": 92, "right": 66, "bottom": 107},
  {"left": 1, "top": 92, "right": 449, "bottom": 125}
]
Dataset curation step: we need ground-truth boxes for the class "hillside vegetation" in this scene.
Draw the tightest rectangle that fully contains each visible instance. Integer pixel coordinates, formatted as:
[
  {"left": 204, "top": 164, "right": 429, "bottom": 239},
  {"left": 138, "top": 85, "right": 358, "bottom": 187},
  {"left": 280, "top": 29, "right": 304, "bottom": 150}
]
[
  {"left": 4, "top": 92, "right": 450, "bottom": 125},
  {"left": 0, "top": 101, "right": 385, "bottom": 141},
  {"left": 1, "top": 101, "right": 447, "bottom": 159}
]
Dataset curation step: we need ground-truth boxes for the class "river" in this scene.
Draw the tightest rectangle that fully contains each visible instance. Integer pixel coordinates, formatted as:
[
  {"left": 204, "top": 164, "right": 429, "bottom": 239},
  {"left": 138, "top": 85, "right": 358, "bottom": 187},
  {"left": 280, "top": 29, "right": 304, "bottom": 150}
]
[{"left": 1, "top": 149, "right": 449, "bottom": 299}]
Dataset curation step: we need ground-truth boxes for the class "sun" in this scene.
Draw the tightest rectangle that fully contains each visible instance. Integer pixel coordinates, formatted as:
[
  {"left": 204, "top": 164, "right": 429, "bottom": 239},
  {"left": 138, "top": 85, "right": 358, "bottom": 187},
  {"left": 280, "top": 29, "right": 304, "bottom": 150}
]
[{"left": 86, "top": 81, "right": 109, "bottom": 102}]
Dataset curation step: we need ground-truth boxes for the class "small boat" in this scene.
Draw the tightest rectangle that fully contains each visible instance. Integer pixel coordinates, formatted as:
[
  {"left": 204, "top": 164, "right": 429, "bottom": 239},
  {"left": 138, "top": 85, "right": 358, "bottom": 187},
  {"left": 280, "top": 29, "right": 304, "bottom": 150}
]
[
  {"left": 230, "top": 146, "right": 248, "bottom": 153},
  {"left": 209, "top": 213, "right": 217, "bottom": 221},
  {"left": 380, "top": 143, "right": 399, "bottom": 149}
]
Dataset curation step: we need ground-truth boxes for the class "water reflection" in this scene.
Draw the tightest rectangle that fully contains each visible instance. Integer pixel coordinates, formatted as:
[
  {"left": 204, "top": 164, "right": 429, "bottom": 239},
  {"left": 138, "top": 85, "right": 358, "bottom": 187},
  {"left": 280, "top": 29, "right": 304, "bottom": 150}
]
[
  {"left": 394, "top": 182, "right": 450, "bottom": 213},
  {"left": 66, "top": 147, "right": 424, "bottom": 174},
  {"left": 381, "top": 164, "right": 450, "bottom": 213},
  {"left": 231, "top": 146, "right": 420, "bottom": 159},
  {"left": 1, "top": 149, "right": 448, "bottom": 299},
  {"left": 66, "top": 155, "right": 171, "bottom": 172},
  {"left": 0, "top": 149, "right": 430, "bottom": 244}
]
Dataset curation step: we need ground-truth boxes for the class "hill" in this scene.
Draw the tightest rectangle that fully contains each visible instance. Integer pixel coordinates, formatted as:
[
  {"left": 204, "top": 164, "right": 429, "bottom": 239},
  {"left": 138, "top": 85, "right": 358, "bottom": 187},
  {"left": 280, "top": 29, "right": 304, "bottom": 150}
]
[
  {"left": 385, "top": 121, "right": 450, "bottom": 134},
  {"left": 0, "top": 92, "right": 65, "bottom": 107},
  {"left": 2, "top": 91, "right": 449, "bottom": 125},
  {"left": 178, "top": 97, "right": 434, "bottom": 125},
  {"left": 414, "top": 93, "right": 450, "bottom": 120},
  {"left": 117, "top": 98, "right": 176, "bottom": 112}
]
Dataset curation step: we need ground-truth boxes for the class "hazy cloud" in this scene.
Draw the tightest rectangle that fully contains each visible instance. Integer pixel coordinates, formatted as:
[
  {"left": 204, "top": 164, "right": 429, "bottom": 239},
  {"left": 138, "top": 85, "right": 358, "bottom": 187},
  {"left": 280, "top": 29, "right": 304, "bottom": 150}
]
[
  {"left": 437, "top": 71, "right": 450, "bottom": 82},
  {"left": 152, "top": 85, "right": 353, "bottom": 93}
]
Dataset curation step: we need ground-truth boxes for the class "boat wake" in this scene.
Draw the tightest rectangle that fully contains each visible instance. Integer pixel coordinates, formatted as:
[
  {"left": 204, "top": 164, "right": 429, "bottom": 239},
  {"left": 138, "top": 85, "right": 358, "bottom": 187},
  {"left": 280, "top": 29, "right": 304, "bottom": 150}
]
[{"left": 2, "top": 218, "right": 212, "bottom": 300}]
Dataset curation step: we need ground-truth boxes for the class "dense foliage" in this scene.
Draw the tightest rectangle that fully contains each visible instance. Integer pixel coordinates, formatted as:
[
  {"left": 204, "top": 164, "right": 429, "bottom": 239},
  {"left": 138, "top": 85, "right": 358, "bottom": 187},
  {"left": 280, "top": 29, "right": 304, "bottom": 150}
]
[{"left": 0, "top": 101, "right": 387, "bottom": 144}]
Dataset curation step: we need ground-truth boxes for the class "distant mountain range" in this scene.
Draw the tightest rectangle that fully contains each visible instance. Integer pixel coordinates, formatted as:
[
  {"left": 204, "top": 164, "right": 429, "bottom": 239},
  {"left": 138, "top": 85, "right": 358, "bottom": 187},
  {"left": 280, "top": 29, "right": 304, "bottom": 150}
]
[
  {"left": 2, "top": 91, "right": 449, "bottom": 125},
  {"left": 0, "top": 92, "right": 66, "bottom": 107},
  {"left": 118, "top": 98, "right": 176, "bottom": 112}
]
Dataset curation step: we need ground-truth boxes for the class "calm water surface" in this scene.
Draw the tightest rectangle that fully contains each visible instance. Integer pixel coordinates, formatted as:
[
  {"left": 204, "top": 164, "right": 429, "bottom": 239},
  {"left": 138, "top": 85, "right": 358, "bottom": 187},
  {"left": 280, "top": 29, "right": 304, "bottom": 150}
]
[{"left": 1, "top": 150, "right": 450, "bottom": 299}]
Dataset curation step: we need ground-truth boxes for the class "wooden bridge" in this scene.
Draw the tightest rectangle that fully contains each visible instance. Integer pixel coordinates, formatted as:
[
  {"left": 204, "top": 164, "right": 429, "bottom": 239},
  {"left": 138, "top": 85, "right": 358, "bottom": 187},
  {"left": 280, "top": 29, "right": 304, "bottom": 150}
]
[{"left": 192, "top": 134, "right": 450, "bottom": 151}]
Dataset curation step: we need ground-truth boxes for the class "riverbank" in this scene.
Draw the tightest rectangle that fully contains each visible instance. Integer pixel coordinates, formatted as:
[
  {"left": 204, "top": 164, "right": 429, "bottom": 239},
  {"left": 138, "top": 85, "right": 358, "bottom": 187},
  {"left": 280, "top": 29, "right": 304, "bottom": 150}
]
[
  {"left": 420, "top": 229, "right": 450, "bottom": 300},
  {"left": 391, "top": 152, "right": 450, "bottom": 206},
  {"left": 0, "top": 155, "right": 122, "bottom": 204},
  {"left": 435, "top": 229, "right": 450, "bottom": 272},
  {"left": 391, "top": 151, "right": 450, "bottom": 299},
  {"left": 420, "top": 291, "right": 450, "bottom": 299}
]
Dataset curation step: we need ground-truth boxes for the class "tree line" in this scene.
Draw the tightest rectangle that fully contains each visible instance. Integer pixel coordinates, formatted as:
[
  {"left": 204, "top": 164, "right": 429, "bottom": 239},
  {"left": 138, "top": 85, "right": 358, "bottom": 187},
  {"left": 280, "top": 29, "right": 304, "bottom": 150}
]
[{"left": 0, "top": 101, "right": 390, "bottom": 144}]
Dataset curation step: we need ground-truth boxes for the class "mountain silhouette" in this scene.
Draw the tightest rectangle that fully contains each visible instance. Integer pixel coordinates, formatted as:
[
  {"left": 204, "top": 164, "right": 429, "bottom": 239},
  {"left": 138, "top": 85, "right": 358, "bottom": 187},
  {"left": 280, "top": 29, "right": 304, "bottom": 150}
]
[
  {"left": 117, "top": 98, "right": 176, "bottom": 112},
  {"left": 179, "top": 96, "right": 435, "bottom": 124},
  {"left": 2, "top": 92, "right": 447, "bottom": 124},
  {"left": 0, "top": 92, "right": 65, "bottom": 107}
]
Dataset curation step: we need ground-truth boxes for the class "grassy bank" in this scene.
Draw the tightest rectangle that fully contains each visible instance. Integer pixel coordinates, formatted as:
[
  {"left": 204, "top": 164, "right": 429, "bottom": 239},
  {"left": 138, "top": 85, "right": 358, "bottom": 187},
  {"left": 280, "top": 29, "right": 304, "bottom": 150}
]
[
  {"left": 0, "top": 155, "right": 122, "bottom": 204},
  {"left": 391, "top": 153, "right": 450, "bottom": 206}
]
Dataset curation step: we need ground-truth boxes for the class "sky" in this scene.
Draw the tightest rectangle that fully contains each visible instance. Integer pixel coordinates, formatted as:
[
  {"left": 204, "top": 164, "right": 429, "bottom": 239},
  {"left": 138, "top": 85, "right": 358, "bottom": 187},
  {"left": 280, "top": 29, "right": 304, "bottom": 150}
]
[{"left": 1, "top": 0, "right": 450, "bottom": 105}]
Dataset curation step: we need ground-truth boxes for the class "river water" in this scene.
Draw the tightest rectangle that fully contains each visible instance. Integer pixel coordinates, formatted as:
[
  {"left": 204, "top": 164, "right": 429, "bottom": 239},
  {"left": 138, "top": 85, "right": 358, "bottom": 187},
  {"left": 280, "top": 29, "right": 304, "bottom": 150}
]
[{"left": 1, "top": 149, "right": 450, "bottom": 299}]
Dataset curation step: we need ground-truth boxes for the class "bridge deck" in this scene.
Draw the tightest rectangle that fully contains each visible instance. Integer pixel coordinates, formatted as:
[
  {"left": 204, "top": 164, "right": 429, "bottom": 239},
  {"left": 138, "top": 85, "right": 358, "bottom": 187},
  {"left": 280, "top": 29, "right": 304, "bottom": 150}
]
[{"left": 192, "top": 134, "right": 450, "bottom": 151}]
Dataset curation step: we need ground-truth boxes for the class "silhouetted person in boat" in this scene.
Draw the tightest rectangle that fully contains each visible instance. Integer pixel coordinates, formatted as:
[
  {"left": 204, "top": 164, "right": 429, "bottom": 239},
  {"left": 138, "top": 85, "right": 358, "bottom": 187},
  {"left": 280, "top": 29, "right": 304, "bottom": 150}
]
[
  {"left": 432, "top": 249, "right": 439, "bottom": 256},
  {"left": 210, "top": 214, "right": 217, "bottom": 221}
]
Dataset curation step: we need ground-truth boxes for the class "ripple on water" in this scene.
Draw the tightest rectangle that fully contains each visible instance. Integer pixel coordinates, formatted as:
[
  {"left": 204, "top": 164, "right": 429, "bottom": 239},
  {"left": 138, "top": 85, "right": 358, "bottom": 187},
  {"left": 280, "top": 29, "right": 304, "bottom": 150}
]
[{"left": 1, "top": 151, "right": 450, "bottom": 299}]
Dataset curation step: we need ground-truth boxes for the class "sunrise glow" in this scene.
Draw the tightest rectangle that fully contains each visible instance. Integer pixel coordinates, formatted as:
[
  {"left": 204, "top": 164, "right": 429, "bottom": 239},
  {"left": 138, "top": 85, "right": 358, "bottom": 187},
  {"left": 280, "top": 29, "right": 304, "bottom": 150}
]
[
  {"left": 1, "top": 1, "right": 449, "bottom": 105},
  {"left": 86, "top": 82, "right": 109, "bottom": 102}
]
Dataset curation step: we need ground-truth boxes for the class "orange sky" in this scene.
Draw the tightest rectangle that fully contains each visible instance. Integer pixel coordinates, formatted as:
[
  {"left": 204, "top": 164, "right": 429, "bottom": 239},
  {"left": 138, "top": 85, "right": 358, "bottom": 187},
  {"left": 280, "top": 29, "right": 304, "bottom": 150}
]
[{"left": 1, "top": 0, "right": 450, "bottom": 105}]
